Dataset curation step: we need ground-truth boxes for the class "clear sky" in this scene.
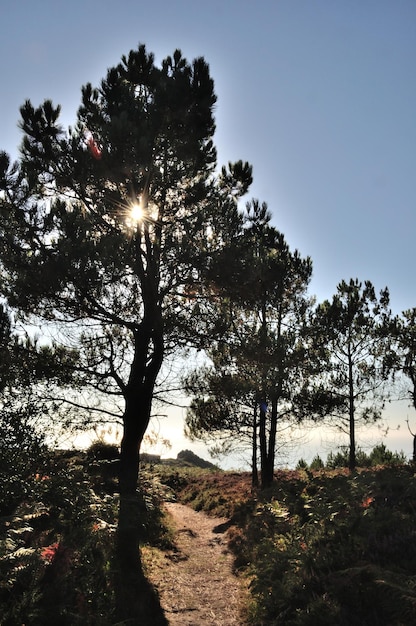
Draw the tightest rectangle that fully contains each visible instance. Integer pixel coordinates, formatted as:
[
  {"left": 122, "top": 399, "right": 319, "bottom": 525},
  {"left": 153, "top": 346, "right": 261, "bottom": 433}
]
[{"left": 1, "top": 0, "right": 415, "bottom": 464}]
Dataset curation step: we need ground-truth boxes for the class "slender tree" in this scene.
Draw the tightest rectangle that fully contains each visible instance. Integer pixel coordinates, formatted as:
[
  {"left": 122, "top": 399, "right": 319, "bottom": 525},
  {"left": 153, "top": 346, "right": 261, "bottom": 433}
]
[
  {"left": 0, "top": 44, "right": 252, "bottom": 621},
  {"left": 393, "top": 308, "right": 416, "bottom": 409},
  {"left": 306, "top": 279, "right": 392, "bottom": 470},
  {"left": 185, "top": 342, "right": 260, "bottom": 485},
  {"left": 391, "top": 308, "right": 416, "bottom": 459},
  {"left": 185, "top": 201, "right": 313, "bottom": 488}
]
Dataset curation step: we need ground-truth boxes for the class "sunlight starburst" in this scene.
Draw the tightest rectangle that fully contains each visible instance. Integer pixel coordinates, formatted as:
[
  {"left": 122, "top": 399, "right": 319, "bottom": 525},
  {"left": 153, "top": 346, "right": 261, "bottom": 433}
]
[{"left": 130, "top": 203, "right": 143, "bottom": 223}]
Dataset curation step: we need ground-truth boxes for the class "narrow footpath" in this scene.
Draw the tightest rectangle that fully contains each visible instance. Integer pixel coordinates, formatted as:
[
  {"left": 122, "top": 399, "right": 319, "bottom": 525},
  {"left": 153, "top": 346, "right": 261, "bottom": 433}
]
[{"left": 146, "top": 502, "right": 248, "bottom": 626}]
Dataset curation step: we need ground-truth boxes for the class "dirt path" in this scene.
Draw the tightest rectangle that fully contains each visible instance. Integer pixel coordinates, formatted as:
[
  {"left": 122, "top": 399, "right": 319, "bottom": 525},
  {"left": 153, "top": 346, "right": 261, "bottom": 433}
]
[{"left": 146, "top": 502, "right": 247, "bottom": 625}]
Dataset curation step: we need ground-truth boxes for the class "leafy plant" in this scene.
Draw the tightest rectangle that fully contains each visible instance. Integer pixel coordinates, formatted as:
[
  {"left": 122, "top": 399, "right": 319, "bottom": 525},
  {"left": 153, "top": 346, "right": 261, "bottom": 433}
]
[
  {"left": 0, "top": 449, "right": 171, "bottom": 624},
  {"left": 238, "top": 466, "right": 416, "bottom": 625}
]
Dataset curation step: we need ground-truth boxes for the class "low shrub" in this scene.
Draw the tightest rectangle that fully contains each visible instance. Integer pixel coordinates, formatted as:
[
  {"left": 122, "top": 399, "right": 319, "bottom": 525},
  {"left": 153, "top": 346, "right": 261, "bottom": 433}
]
[
  {"left": 238, "top": 466, "right": 416, "bottom": 625},
  {"left": 0, "top": 449, "right": 171, "bottom": 624},
  {"left": 86, "top": 440, "right": 119, "bottom": 461}
]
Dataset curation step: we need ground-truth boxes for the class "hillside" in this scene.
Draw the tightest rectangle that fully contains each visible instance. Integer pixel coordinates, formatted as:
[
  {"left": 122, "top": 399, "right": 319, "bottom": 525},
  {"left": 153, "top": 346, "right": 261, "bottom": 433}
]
[
  {"left": 1, "top": 447, "right": 416, "bottom": 625},
  {"left": 154, "top": 464, "right": 416, "bottom": 625}
]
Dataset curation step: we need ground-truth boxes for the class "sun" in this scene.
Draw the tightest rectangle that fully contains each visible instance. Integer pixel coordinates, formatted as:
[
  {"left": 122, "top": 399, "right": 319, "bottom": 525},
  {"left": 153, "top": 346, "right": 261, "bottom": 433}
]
[{"left": 130, "top": 203, "right": 143, "bottom": 222}]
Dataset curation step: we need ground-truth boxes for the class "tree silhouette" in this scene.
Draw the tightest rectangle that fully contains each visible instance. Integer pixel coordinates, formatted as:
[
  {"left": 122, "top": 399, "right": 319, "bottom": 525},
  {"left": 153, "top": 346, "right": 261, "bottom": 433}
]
[
  {"left": 306, "top": 279, "right": 393, "bottom": 470},
  {"left": 185, "top": 200, "right": 313, "bottom": 488},
  {"left": 0, "top": 44, "right": 252, "bottom": 622}
]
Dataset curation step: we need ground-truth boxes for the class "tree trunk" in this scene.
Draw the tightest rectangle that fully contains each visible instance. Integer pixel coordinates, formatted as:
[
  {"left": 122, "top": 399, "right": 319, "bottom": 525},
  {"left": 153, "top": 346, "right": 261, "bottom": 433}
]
[
  {"left": 262, "top": 455, "right": 274, "bottom": 489},
  {"left": 261, "top": 457, "right": 274, "bottom": 489},
  {"left": 265, "top": 398, "right": 278, "bottom": 485},
  {"left": 258, "top": 401, "right": 275, "bottom": 490},
  {"left": 252, "top": 401, "right": 259, "bottom": 488},
  {"left": 348, "top": 348, "right": 356, "bottom": 471},
  {"left": 118, "top": 399, "right": 148, "bottom": 551},
  {"left": 259, "top": 401, "right": 270, "bottom": 489},
  {"left": 115, "top": 390, "right": 167, "bottom": 624}
]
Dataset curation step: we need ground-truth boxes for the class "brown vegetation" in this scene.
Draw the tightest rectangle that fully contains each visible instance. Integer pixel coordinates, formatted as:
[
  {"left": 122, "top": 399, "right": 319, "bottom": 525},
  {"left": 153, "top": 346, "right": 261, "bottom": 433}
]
[{"left": 144, "top": 502, "right": 249, "bottom": 625}]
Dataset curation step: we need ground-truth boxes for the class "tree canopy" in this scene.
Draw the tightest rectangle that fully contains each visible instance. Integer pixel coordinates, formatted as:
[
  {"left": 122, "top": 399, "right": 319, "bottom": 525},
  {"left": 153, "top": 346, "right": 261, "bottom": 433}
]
[
  {"left": 303, "top": 279, "right": 393, "bottom": 469},
  {"left": 185, "top": 200, "right": 313, "bottom": 487},
  {"left": 0, "top": 43, "right": 252, "bottom": 622}
]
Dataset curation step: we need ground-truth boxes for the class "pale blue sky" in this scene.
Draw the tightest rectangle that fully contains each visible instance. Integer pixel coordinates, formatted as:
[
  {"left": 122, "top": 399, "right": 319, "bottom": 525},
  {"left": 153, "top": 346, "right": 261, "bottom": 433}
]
[
  {"left": 1, "top": 0, "right": 415, "bottom": 312},
  {"left": 1, "top": 1, "right": 415, "bottom": 462}
]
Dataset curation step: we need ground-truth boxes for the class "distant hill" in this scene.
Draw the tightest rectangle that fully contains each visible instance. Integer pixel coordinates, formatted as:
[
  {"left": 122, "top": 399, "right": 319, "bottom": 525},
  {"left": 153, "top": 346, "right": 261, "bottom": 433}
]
[
  {"left": 176, "top": 450, "right": 218, "bottom": 469},
  {"left": 152, "top": 449, "right": 218, "bottom": 470}
]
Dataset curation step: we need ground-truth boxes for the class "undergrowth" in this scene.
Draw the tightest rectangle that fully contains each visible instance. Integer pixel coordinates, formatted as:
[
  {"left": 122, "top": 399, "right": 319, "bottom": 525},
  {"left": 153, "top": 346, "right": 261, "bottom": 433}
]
[
  {"left": 0, "top": 452, "right": 171, "bottom": 625},
  {"left": 159, "top": 464, "right": 416, "bottom": 626},
  {"left": 4, "top": 449, "right": 416, "bottom": 625}
]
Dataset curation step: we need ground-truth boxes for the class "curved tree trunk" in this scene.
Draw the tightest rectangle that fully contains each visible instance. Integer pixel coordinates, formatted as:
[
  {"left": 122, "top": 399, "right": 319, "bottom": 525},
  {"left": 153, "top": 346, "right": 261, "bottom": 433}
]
[
  {"left": 115, "top": 318, "right": 167, "bottom": 624},
  {"left": 115, "top": 394, "right": 168, "bottom": 625}
]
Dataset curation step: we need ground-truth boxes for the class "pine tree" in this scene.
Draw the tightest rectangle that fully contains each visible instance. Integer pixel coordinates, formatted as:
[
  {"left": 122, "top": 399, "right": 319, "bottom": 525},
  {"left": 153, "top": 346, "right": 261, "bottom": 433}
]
[
  {"left": 0, "top": 44, "right": 252, "bottom": 621},
  {"left": 308, "top": 279, "right": 392, "bottom": 470},
  {"left": 185, "top": 200, "right": 313, "bottom": 488}
]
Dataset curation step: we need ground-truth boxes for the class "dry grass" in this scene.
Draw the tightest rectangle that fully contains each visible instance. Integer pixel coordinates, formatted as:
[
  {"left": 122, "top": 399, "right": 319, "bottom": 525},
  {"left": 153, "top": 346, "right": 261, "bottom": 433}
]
[{"left": 143, "top": 502, "right": 250, "bottom": 625}]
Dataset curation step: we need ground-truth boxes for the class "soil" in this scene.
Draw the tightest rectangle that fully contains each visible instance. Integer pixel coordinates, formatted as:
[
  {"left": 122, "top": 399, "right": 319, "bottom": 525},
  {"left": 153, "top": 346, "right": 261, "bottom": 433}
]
[{"left": 145, "top": 502, "right": 248, "bottom": 626}]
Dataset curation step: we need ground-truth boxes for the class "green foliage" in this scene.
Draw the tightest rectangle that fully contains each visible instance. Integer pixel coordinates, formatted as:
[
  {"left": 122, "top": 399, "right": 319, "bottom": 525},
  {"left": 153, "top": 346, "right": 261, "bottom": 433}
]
[
  {"left": 185, "top": 200, "right": 314, "bottom": 487},
  {"left": 0, "top": 456, "right": 115, "bottom": 625},
  {"left": 0, "top": 57, "right": 253, "bottom": 612},
  {"left": 156, "top": 463, "right": 416, "bottom": 623},
  {"left": 369, "top": 442, "right": 406, "bottom": 466},
  {"left": 325, "top": 444, "right": 406, "bottom": 469},
  {"left": 0, "top": 42, "right": 249, "bottom": 406},
  {"left": 86, "top": 439, "right": 119, "bottom": 461},
  {"left": 124, "top": 462, "right": 416, "bottom": 624},
  {"left": 391, "top": 308, "right": 416, "bottom": 411},
  {"left": 309, "top": 454, "right": 324, "bottom": 470},
  {"left": 0, "top": 450, "right": 170, "bottom": 624},
  {"left": 0, "top": 47, "right": 253, "bottom": 622},
  {"left": 297, "top": 445, "right": 407, "bottom": 471},
  {"left": 157, "top": 465, "right": 252, "bottom": 518},
  {"left": 304, "top": 279, "right": 394, "bottom": 470},
  {"left": 233, "top": 466, "right": 416, "bottom": 625},
  {"left": 0, "top": 303, "right": 12, "bottom": 392},
  {"left": 296, "top": 458, "right": 308, "bottom": 470},
  {"left": 326, "top": 446, "right": 371, "bottom": 469},
  {"left": 0, "top": 404, "right": 48, "bottom": 516}
]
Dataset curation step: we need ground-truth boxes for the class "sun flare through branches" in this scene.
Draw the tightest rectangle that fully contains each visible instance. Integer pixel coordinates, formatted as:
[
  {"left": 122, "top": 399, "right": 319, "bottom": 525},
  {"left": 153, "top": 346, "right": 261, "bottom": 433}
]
[{"left": 130, "top": 203, "right": 143, "bottom": 223}]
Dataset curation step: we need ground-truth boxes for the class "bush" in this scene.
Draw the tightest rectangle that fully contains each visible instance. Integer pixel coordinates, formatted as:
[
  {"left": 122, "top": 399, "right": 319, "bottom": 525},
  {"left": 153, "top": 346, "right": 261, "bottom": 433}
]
[
  {"left": 235, "top": 466, "right": 416, "bottom": 626},
  {"left": 309, "top": 454, "right": 324, "bottom": 470},
  {"left": 0, "top": 406, "right": 48, "bottom": 515},
  {"left": 0, "top": 447, "right": 171, "bottom": 624},
  {"left": 0, "top": 457, "right": 117, "bottom": 625},
  {"left": 86, "top": 440, "right": 119, "bottom": 461}
]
